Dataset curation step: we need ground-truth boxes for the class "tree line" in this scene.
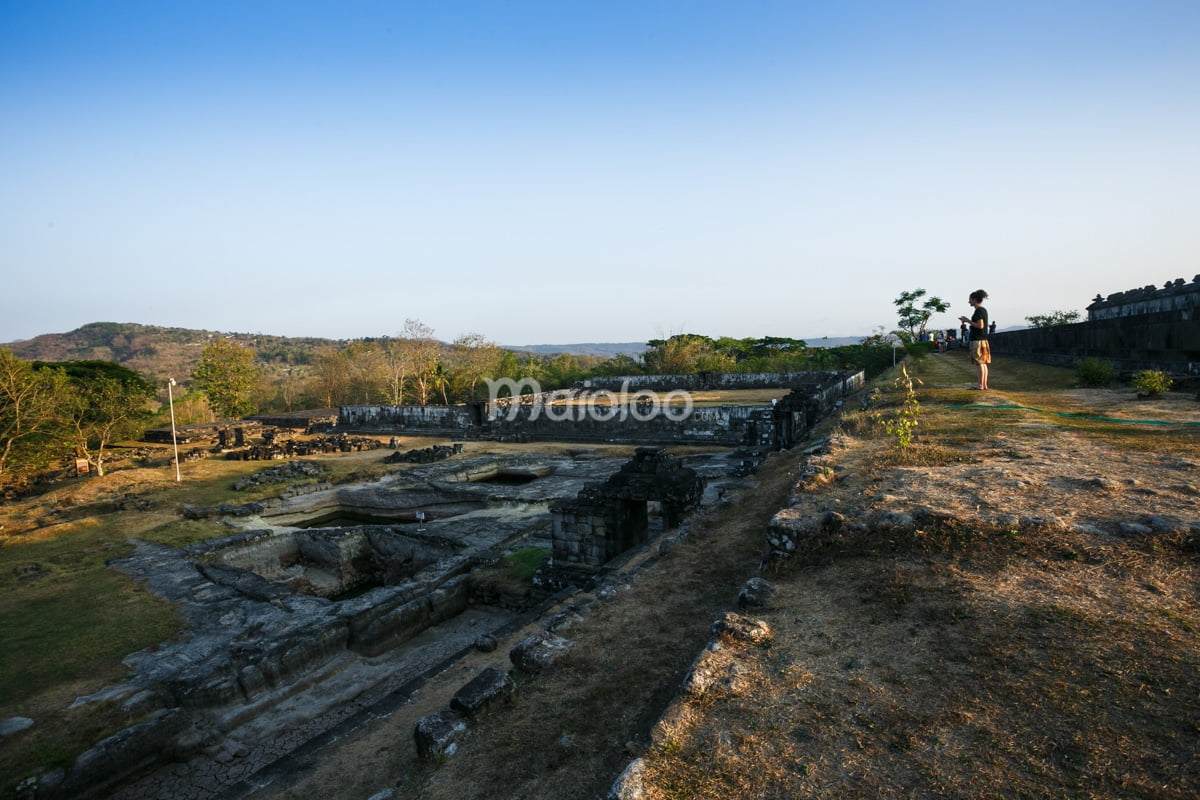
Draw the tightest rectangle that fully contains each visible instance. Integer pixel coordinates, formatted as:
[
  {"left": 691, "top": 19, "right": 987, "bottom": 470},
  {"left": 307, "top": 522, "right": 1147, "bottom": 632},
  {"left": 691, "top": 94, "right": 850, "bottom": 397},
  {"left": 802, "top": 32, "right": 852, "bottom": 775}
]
[{"left": 1, "top": 317, "right": 901, "bottom": 492}]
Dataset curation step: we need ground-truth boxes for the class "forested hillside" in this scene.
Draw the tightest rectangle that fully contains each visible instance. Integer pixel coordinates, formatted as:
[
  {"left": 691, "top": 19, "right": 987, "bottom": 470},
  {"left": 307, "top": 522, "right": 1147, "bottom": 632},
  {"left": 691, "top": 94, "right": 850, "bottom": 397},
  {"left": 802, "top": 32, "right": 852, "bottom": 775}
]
[{"left": 3, "top": 322, "right": 340, "bottom": 384}]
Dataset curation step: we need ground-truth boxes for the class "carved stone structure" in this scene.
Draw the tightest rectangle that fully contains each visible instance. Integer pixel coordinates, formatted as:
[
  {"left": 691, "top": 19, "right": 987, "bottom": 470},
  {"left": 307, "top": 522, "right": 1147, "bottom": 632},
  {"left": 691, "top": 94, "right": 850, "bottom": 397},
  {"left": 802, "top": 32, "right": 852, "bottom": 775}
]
[
  {"left": 1086, "top": 276, "right": 1200, "bottom": 320},
  {"left": 550, "top": 447, "right": 704, "bottom": 570}
]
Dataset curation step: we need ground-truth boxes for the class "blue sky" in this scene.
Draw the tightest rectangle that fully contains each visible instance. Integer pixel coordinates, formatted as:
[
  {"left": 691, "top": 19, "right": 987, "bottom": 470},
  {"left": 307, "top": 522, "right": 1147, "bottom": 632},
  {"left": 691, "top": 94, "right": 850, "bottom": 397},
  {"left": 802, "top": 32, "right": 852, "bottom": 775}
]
[{"left": 3, "top": 1, "right": 1198, "bottom": 346}]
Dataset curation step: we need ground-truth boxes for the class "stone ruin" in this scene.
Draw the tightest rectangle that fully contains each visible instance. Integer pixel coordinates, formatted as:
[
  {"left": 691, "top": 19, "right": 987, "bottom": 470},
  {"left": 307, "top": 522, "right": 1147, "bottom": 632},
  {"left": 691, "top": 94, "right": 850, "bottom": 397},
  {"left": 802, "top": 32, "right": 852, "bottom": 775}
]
[
  {"left": 23, "top": 374, "right": 869, "bottom": 799},
  {"left": 549, "top": 446, "right": 704, "bottom": 572},
  {"left": 26, "top": 447, "right": 750, "bottom": 799}
]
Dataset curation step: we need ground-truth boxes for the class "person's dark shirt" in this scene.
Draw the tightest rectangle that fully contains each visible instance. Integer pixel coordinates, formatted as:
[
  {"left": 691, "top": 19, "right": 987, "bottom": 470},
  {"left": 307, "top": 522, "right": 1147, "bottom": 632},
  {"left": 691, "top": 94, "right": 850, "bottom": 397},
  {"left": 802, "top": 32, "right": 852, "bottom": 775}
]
[{"left": 972, "top": 306, "right": 989, "bottom": 340}]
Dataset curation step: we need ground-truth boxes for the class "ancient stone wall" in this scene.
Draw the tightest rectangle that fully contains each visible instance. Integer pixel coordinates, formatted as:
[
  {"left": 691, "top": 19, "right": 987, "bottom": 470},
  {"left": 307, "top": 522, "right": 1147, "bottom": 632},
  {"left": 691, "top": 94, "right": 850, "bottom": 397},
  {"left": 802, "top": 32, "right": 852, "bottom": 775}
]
[
  {"left": 992, "top": 298, "right": 1200, "bottom": 377},
  {"left": 576, "top": 369, "right": 856, "bottom": 393},
  {"left": 340, "top": 404, "right": 476, "bottom": 432},
  {"left": 339, "top": 370, "right": 865, "bottom": 449}
]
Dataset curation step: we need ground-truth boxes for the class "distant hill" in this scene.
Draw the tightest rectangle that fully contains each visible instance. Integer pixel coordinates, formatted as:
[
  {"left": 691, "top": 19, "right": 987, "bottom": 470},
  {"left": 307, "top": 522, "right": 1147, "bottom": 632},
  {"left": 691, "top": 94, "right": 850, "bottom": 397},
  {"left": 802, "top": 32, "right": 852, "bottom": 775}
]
[
  {"left": 2, "top": 322, "right": 342, "bottom": 383},
  {"left": 505, "top": 342, "right": 648, "bottom": 357},
  {"left": 806, "top": 336, "right": 868, "bottom": 348}
]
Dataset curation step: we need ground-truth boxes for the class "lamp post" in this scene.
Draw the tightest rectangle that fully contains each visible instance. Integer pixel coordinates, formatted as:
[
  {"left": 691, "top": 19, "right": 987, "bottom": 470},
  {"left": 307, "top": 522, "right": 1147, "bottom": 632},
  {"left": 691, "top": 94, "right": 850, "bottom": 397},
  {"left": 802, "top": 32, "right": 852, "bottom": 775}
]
[{"left": 168, "top": 378, "right": 181, "bottom": 482}]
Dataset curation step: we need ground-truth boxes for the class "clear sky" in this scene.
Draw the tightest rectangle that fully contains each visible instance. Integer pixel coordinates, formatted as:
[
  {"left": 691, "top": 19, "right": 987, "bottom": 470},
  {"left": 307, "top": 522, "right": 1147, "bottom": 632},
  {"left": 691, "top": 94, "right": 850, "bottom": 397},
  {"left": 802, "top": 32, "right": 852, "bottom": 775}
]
[{"left": 3, "top": 1, "right": 1198, "bottom": 347}]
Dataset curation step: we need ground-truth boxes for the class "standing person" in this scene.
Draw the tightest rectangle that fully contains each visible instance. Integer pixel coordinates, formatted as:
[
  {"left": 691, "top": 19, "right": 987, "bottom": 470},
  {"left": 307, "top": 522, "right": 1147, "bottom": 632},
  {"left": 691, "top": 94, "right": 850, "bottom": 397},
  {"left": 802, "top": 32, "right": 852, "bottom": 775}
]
[{"left": 958, "top": 289, "right": 990, "bottom": 390}]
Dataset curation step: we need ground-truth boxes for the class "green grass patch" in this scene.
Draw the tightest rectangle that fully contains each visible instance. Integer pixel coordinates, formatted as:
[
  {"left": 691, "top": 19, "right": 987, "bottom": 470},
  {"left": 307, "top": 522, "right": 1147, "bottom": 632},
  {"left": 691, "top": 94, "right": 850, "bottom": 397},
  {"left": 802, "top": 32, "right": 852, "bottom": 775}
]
[
  {"left": 0, "top": 566, "right": 177, "bottom": 708},
  {"left": 493, "top": 547, "right": 550, "bottom": 583}
]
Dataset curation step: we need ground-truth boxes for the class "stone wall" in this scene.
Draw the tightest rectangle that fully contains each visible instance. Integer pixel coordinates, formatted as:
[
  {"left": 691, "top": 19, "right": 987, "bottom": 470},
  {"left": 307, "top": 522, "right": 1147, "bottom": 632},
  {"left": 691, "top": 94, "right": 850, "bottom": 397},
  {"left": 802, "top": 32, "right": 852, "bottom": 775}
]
[
  {"left": 340, "top": 404, "right": 477, "bottom": 433},
  {"left": 575, "top": 370, "right": 857, "bottom": 393},
  {"left": 550, "top": 447, "right": 705, "bottom": 570},
  {"left": 991, "top": 306, "right": 1200, "bottom": 376},
  {"left": 338, "top": 370, "right": 865, "bottom": 449}
]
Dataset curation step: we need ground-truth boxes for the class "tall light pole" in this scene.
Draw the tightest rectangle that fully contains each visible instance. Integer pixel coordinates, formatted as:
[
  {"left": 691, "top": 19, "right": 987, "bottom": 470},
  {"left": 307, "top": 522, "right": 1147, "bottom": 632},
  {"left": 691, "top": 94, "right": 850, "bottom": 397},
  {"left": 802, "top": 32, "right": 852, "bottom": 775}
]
[{"left": 168, "top": 378, "right": 181, "bottom": 482}]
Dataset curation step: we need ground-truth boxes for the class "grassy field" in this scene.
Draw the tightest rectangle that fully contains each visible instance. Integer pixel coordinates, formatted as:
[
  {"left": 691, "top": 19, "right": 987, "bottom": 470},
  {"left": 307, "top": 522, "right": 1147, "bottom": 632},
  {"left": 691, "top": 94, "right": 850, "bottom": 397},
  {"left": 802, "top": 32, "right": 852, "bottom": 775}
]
[{"left": 0, "top": 438, "right": 413, "bottom": 795}]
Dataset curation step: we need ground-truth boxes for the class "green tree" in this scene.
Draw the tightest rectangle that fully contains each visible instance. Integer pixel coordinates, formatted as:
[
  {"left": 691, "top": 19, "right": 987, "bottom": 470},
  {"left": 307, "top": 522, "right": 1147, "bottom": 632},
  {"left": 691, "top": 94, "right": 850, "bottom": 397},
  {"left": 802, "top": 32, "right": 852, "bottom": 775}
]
[
  {"left": 191, "top": 339, "right": 261, "bottom": 420},
  {"left": 54, "top": 361, "right": 156, "bottom": 476},
  {"left": 0, "top": 348, "right": 69, "bottom": 484},
  {"left": 893, "top": 289, "right": 950, "bottom": 340},
  {"left": 643, "top": 334, "right": 721, "bottom": 374},
  {"left": 1025, "top": 310, "right": 1081, "bottom": 328},
  {"left": 429, "top": 362, "right": 451, "bottom": 404}
]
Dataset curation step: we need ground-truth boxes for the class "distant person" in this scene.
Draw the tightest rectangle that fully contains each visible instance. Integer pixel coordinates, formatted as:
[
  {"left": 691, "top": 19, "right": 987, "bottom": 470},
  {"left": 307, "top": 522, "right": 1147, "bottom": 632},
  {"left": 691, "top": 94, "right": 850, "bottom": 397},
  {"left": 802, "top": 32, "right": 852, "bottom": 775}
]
[
  {"left": 959, "top": 289, "right": 990, "bottom": 390},
  {"left": 960, "top": 320, "right": 969, "bottom": 346},
  {"left": 989, "top": 321, "right": 997, "bottom": 335}
]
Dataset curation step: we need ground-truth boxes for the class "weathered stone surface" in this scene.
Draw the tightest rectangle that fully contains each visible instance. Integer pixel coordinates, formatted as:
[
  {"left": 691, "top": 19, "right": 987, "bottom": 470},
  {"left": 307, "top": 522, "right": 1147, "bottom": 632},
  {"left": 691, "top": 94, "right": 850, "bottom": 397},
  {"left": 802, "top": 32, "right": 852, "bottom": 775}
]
[
  {"left": 711, "top": 612, "right": 772, "bottom": 645},
  {"left": 0, "top": 716, "right": 33, "bottom": 736},
  {"left": 737, "top": 577, "right": 776, "bottom": 609},
  {"left": 1119, "top": 521, "right": 1154, "bottom": 536},
  {"left": 449, "top": 667, "right": 514, "bottom": 717},
  {"left": 510, "top": 630, "right": 574, "bottom": 674},
  {"left": 414, "top": 710, "right": 468, "bottom": 759},
  {"left": 607, "top": 757, "right": 647, "bottom": 800},
  {"left": 54, "top": 709, "right": 185, "bottom": 799}
]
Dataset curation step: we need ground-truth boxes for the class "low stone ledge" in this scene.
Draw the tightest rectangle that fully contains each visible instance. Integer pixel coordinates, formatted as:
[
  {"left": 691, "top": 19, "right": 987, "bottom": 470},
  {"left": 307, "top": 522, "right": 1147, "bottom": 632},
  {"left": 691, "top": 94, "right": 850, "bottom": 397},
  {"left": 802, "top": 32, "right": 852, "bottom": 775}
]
[
  {"left": 49, "top": 708, "right": 186, "bottom": 800},
  {"left": 449, "top": 667, "right": 514, "bottom": 718}
]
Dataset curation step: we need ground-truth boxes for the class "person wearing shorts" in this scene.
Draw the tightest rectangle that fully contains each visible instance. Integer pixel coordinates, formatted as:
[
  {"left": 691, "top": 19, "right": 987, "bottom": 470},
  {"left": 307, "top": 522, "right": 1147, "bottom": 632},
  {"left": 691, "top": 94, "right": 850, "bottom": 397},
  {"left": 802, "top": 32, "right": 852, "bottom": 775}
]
[{"left": 959, "top": 290, "right": 990, "bottom": 390}]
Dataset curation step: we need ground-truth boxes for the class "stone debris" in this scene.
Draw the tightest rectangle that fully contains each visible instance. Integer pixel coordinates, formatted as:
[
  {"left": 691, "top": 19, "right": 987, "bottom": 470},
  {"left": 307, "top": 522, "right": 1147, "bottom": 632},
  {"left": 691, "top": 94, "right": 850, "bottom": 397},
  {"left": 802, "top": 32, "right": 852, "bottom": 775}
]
[
  {"left": 510, "top": 630, "right": 575, "bottom": 675},
  {"left": 382, "top": 443, "right": 464, "bottom": 464},
  {"left": 413, "top": 710, "right": 468, "bottom": 760},
  {"left": 737, "top": 576, "right": 776, "bottom": 610},
  {"left": 232, "top": 460, "right": 325, "bottom": 491}
]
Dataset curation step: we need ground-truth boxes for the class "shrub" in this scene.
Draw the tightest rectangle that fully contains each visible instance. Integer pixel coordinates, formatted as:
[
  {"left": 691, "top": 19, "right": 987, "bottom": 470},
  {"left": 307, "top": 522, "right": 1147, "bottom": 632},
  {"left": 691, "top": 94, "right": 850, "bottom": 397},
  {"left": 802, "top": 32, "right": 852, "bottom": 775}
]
[
  {"left": 1075, "top": 358, "right": 1116, "bottom": 387},
  {"left": 903, "top": 341, "right": 934, "bottom": 361},
  {"left": 1131, "top": 370, "right": 1173, "bottom": 396}
]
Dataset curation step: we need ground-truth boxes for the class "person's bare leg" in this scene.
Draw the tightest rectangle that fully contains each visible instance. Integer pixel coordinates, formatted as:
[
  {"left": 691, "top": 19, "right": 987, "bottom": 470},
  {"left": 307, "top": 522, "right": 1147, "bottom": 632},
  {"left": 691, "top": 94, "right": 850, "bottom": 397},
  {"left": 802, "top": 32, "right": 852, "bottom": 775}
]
[{"left": 979, "top": 363, "right": 989, "bottom": 390}]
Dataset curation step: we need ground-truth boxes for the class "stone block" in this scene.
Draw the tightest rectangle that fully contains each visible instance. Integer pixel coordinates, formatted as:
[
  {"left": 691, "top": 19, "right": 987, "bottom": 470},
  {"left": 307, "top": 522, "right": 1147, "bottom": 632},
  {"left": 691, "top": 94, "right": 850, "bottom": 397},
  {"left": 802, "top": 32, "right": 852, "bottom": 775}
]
[
  {"left": 510, "top": 630, "right": 574, "bottom": 674},
  {"left": 414, "top": 710, "right": 467, "bottom": 759},
  {"left": 449, "top": 667, "right": 514, "bottom": 718}
]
